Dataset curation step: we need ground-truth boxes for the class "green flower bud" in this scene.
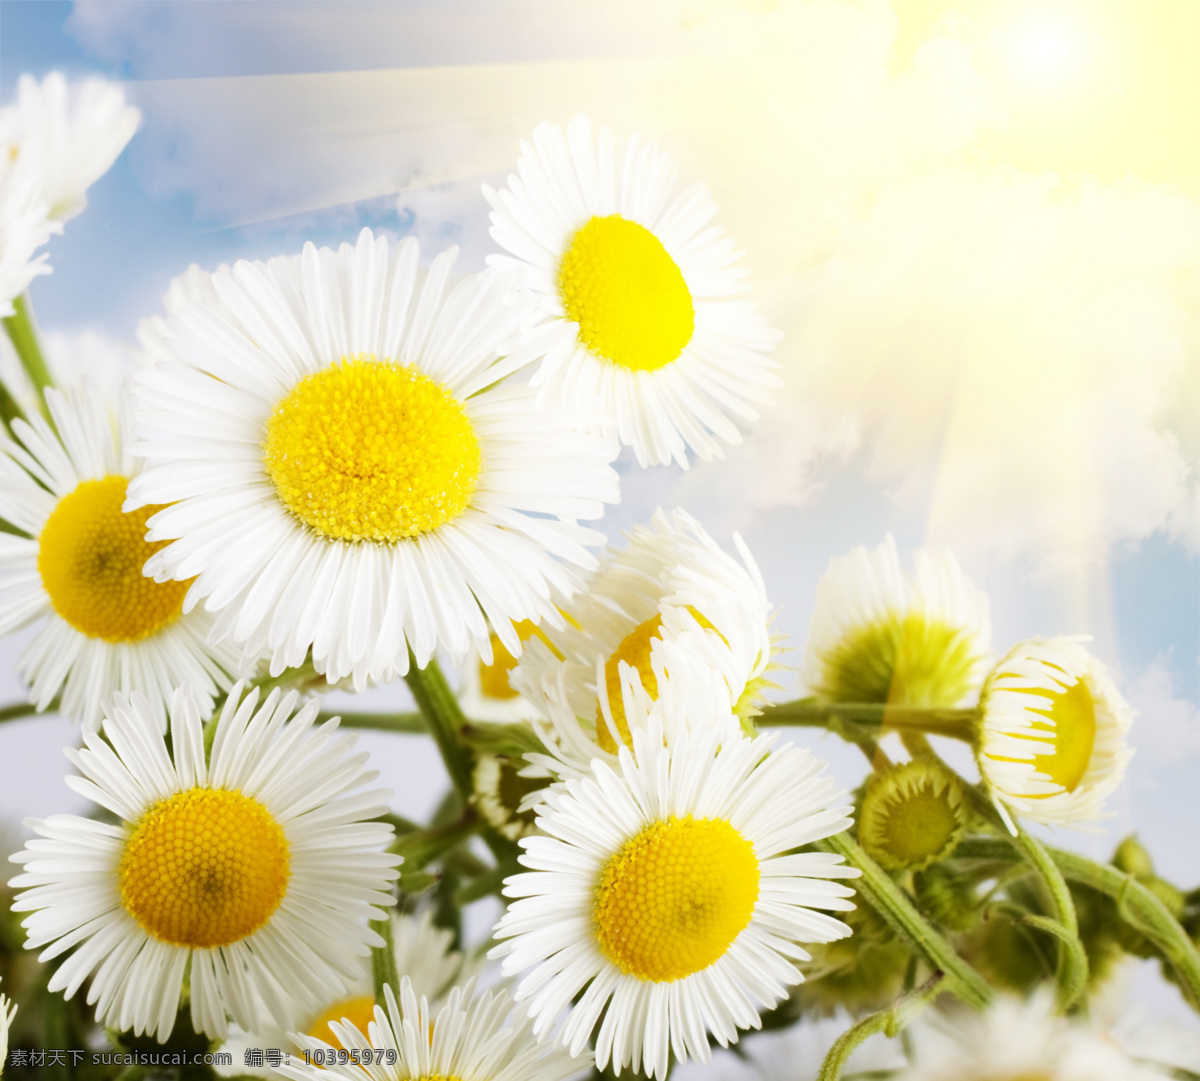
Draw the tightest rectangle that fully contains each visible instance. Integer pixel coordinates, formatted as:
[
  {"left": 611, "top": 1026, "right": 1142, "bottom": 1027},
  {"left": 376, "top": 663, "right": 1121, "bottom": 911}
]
[{"left": 858, "top": 758, "right": 969, "bottom": 872}]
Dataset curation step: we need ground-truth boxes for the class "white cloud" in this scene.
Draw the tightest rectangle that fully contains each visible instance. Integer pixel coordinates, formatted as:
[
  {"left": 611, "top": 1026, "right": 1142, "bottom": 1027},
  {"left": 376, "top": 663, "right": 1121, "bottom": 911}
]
[
  {"left": 62, "top": 0, "right": 1199, "bottom": 571},
  {"left": 1124, "top": 652, "right": 1200, "bottom": 767}
]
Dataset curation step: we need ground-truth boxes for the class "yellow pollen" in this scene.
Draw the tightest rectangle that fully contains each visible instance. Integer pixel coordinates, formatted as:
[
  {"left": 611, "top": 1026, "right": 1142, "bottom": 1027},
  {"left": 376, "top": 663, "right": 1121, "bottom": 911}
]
[
  {"left": 37, "top": 475, "right": 190, "bottom": 643},
  {"left": 593, "top": 815, "right": 759, "bottom": 982},
  {"left": 263, "top": 357, "right": 481, "bottom": 543},
  {"left": 478, "top": 620, "right": 564, "bottom": 700},
  {"left": 119, "top": 788, "right": 290, "bottom": 949},
  {"left": 558, "top": 215, "right": 694, "bottom": 372},
  {"left": 306, "top": 995, "right": 377, "bottom": 1042},
  {"left": 1027, "top": 677, "right": 1097, "bottom": 793}
]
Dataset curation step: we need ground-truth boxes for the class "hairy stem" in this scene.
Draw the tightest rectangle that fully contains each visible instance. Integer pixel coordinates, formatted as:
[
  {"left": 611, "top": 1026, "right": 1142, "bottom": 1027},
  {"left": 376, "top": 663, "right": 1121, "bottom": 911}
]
[
  {"left": 816, "top": 973, "right": 946, "bottom": 1081},
  {"left": 763, "top": 699, "right": 977, "bottom": 742},
  {"left": 816, "top": 832, "right": 993, "bottom": 1010}
]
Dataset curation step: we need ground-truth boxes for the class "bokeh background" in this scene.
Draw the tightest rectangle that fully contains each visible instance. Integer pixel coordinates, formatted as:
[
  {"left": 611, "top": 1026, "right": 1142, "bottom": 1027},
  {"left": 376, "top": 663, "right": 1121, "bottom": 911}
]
[{"left": 0, "top": 0, "right": 1196, "bottom": 1038}]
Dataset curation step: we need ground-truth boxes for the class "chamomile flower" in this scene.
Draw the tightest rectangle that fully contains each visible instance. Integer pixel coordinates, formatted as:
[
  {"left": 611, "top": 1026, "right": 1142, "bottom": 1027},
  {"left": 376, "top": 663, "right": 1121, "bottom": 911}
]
[
  {"left": 898, "top": 991, "right": 1168, "bottom": 1081},
  {"left": 127, "top": 229, "right": 618, "bottom": 689},
  {"left": 485, "top": 115, "right": 781, "bottom": 468},
  {"left": 220, "top": 909, "right": 478, "bottom": 1074},
  {"left": 514, "top": 507, "right": 773, "bottom": 773},
  {"left": 0, "top": 385, "right": 241, "bottom": 729},
  {"left": 0, "top": 145, "right": 57, "bottom": 315},
  {"left": 8, "top": 684, "right": 401, "bottom": 1041},
  {"left": 976, "top": 636, "right": 1134, "bottom": 829},
  {"left": 492, "top": 727, "right": 858, "bottom": 1079},
  {"left": 279, "top": 978, "right": 585, "bottom": 1081},
  {"left": 0, "top": 72, "right": 139, "bottom": 223},
  {"left": 800, "top": 535, "right": 991, "bottom": 708}
]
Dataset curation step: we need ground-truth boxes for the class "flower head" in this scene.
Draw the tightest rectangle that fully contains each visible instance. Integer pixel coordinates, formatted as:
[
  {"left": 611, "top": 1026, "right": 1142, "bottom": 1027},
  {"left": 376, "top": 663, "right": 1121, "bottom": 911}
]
[
  {"left": 514, "top": 508, "right": 773, "bottom": 775},
  {"left": 491, "top": 727, "right": 858, "bottom": 1078},
  {"left": 486, "top": 115, "right": 781, "bottom": 468},
  {"left": 977, "top": 636, "right": 1134, "bottom": 828},
  {"left": 127, "top": 229, "right": 618, "bottom": 688},
  {"left": 0, "top": 385, "right": 242, "bottom": 728},
  {"left": 801, "top": 535, "right": 991, "bottom": 708},
  {"left": 897, "top": 990, "right": 1169, "bottom": 1081},
  {"left": 0, "top": 72, "right": 139, "bottom": 222},
  {"left": 9, "top": 684, "right": 400, "bottom": 1040},
  {"left": 278, "top": 978, "right": 584, "bottom": 1081}
]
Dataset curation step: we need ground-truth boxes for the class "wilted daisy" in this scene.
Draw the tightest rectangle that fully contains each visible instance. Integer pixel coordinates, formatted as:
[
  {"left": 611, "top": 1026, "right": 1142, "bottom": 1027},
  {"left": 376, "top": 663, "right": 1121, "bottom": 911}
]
[
  {"left": 898, "top": 991, "right": 1168, "bottom": 1081},
  {"left": 0, "top": 385, "right": 241, "bottom": 728},
  {"left": 514, "top": 507, "right": 773, "bottom": 772},
  {"left": 280, "top": 978, "right": 585, "bottom": 1081},
  {"left": 128, "top": 229, "right": 618, "bottom": 688},
  {"left": 976, "top": 636, "right": 1134, "bottom": 829},
  {"left": 800, "top": 534, "right": 991, "bottom": 707},
  {"left": 221, "top": 909, "right": 477, "bottom": 1073},
  {"left": 485, "top": 115, "right": 781, "bottom": 468},
  {"left": 8, "top": 684, "right": 400, "bottom": 1041},
  {"left": 492, "top": 727, "right": 858, "bottom": 1079},
  {"left": 0, "top": 72, "right": 139, "bottom": 223}
]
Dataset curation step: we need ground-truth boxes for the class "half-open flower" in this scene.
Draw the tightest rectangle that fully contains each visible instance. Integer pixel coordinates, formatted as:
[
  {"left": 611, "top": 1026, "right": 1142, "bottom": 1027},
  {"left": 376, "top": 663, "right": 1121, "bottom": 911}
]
[{"left": 976, "top": 636, "right": 1134, "bottom": 829}]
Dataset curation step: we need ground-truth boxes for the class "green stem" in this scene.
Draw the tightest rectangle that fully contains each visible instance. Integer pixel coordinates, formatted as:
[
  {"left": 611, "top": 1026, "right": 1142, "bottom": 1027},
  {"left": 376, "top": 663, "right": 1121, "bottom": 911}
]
[
  {"left": 370, "top": 911, "right": 400, "bottom": 1002},
  {"left": 404, "top": 653, "right": 474, "bottom": 802},
  {"left": 961, "top": 783, "right": 1088, "bottom": 1008},
  {"left": 816, "top": 832, "right": 993, "bottom": 1011},
  {"left": 317, "top": 709, "right": 424, "bottom": 733},
  {"left": 1013, "top": 829, "right": 1088, "bottom": 1009},
  {"left": 957, "top": 837, "right": 1200, "bottom": 1011},
  {"left": 0, "top": 699, "right": 42, "bottom": 723},
  {"left": 3, "top": 293, "right": 54, "bottom": 403},
  {"left": 763, "top": 700, "right": 977, "bottom": 742},
  {"left": 392, "top": 812, "right": 478, "bottom": 868},
  {"left": 816, "top": 973, "right": 946, "bottom": 1081}
]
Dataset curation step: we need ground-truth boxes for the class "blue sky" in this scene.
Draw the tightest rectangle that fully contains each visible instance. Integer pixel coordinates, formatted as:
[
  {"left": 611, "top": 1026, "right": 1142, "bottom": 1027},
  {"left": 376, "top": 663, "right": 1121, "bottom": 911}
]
[{"left": 0, "top": 0, "right": 1196, "bottom": 892}]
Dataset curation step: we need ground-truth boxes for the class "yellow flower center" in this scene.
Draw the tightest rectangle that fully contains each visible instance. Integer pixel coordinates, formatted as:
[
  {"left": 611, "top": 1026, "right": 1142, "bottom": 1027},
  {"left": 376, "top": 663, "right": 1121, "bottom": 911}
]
[
  {"left": 596, "top": 608, "right": 721, "bottom": 752},
  {"left": 119, "top": 788, "right": 290, "bottom": 949},
  {"left": 596, "top": 614, "right": 664, "bottom": 753},
  {"left": 306, "top": 995, "right": 377, "bottom": 1042},
  {"left": 1026, "top": 677, "right": 1097, "bottom": 793},
  {"left": 817, "top": 611, "right": 979, "bottom": 708},
  {"left": 37, "top": 475, "right": 190, "bottom": 643},
  {"left": 478, "top": 620, "right": 563, "bottom": 700},
  {"left": 262, "top": 357, "right": 481, "bottom": 543},
  {"left": 558, "top": 215, "right": 694, "bottom": 372},
  {"left": 593, "top": 815, "right": 759, "bottom": 982}
]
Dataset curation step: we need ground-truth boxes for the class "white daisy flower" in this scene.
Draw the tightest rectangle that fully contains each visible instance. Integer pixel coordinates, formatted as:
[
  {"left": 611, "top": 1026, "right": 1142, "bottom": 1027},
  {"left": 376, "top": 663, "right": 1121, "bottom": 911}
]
[
  {"left": 485, "top": 115, "right": 781, "bottom": 468},
  {"left": 976, "top": 636, "right": 1134, "bottom": 829},
  {"left": 514, "top": 507, "right": 773, "bottom": 774},
  {"left": 279, "top": 977, "right": 585, "bottom": 1081},
  {"left": 0, "top": 384, "right": 242, "bottom": 729},
  {"left": 491, "top": 727, "right": 858, "bottom": 1079},
  {"left": 0, "top": 72, "right": 139, "bottom": 223},
  {"left": 0, "top": 145, "right": 58, "bottom": 316},
  {"left": 8, "top": 683, "right": 401, "bottom": 1042},
  {"left": 800, "top": 534, "right": 991, "bottom": 707},
  {"left": 127, "top": 229, "right": 618, "bottom": 689},
  {"left": 220, "top": 909, "right": 479, "bottom": 1075},
  {"left": 898, "top": 991, "right": 1169, "bottom": 1081}
]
